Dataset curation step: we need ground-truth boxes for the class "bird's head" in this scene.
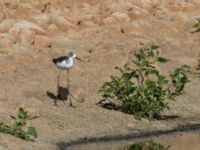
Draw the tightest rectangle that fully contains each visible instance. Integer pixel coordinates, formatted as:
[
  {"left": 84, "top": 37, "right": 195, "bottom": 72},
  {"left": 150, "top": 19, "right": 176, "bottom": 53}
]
[
  {"left": 68, "top": 52, "right": 76, "bottom": 59},
  {"left": 68, "top": 51, "right": 84, "bottom": 62}
]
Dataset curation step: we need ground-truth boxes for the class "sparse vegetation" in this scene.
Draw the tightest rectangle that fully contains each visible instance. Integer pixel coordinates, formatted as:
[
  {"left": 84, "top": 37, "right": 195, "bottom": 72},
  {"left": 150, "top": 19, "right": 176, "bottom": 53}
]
[
  {"left": 99, "top": 45, "right": 190, "bottom": 120},
  {"left": 122, "top": 140, "right": 170, "bottom": 150},
  {"left": 0, "top": 108, "right": 38, "bottom": 141}
]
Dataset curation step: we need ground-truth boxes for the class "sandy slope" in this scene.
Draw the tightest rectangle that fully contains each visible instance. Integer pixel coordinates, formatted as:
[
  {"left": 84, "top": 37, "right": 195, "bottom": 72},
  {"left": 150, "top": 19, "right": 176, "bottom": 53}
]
[{"left": 0, "top": 0, "right": 200, "bottom": 149}]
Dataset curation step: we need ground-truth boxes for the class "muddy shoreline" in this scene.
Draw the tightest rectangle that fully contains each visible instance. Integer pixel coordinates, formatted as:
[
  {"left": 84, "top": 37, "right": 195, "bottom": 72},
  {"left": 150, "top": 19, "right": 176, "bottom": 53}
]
[{"left": 57, "top": 123, "right": 200, "bottom": 149}]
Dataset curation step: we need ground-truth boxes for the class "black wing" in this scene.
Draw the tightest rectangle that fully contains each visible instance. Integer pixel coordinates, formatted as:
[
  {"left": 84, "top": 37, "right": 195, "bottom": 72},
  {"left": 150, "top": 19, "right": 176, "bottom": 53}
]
[{"left": 52, "top": 56, "right": 68, "bottom": 64}]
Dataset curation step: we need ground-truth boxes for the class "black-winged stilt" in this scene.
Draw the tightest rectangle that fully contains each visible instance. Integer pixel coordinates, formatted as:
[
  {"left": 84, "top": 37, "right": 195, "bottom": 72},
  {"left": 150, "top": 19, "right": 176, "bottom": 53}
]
[{"left": 53, "top": 52, "right": 84, "bottom": 106}]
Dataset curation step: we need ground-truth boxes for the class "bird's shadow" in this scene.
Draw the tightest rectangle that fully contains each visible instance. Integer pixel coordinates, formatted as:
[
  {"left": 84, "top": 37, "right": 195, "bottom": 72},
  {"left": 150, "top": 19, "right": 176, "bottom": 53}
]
[{"left": 46, "top": 86, "right": 69, "bottom": 105}]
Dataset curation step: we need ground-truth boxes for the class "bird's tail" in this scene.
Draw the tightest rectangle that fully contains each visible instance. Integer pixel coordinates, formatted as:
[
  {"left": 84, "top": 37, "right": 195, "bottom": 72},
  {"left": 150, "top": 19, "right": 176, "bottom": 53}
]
[{"left": 52, "top": 58, "right": 56, "bottom": 64}]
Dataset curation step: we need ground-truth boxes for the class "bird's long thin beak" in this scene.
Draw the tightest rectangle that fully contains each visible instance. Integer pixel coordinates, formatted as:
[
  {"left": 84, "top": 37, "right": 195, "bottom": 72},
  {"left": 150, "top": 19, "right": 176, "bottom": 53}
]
[{"left": 75, "top": 57, "right": 84, "bottom": 62}]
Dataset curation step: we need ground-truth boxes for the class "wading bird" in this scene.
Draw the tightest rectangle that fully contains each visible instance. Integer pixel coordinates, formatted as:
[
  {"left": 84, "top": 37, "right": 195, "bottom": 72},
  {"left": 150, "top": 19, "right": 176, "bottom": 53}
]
[{"left": 53, "top": 52, "right": 84, "bottom": 106}]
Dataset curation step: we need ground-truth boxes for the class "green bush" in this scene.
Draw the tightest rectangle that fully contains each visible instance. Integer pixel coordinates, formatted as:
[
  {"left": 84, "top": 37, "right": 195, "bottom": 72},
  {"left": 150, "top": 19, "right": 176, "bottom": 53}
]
[
  {"left": 122, "top": 140, "right": 169, "bottom": 150},
  {"left": 0, "top": 108, "right": 38, "bottom": 141},
  {"left": 99, "top": 45, "right": 190, "bottom": 120}
]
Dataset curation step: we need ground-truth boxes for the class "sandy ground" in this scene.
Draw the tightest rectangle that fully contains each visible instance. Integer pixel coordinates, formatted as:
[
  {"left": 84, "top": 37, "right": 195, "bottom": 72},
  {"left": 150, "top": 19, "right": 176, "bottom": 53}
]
[{"left": 0, "top": 0, "right": 200, "bottom": 149}]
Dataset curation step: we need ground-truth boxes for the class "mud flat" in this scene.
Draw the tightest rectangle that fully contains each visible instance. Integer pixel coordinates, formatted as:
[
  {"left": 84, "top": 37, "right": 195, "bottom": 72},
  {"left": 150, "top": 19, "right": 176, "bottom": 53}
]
[{"left": 60, "top": 125, "right": 200, "bottom": 150}]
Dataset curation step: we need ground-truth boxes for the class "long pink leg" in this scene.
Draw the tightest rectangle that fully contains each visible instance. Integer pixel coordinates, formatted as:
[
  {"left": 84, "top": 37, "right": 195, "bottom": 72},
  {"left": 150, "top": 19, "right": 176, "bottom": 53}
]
[
  {"left": 67, "top": 69, "right": 73, "bottom": 106},
  {"left": 55, "top": 70, "right": 61, "bottom": 106}
]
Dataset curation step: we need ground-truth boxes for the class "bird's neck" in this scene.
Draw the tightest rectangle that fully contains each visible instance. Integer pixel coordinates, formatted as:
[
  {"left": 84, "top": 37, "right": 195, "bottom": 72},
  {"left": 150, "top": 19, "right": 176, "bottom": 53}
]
[
  {"left": 70, "top": 57, "right": 74, "bottom": 60},
  {"left": 68, "top": 57, "right": 74, "bottom": 63}
]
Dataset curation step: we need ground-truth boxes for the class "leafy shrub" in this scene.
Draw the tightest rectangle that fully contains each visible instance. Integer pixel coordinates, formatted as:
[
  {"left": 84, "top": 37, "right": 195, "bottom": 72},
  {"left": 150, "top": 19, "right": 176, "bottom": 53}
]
[
  {"left": 99, "top": 45, "right": 190, "bottom": 120},
  {"left": 0, "top": 108, "right": 38, "bottom": 141},
  {"left": 122, "top": 140, "right": 169, "bottom": 150}
]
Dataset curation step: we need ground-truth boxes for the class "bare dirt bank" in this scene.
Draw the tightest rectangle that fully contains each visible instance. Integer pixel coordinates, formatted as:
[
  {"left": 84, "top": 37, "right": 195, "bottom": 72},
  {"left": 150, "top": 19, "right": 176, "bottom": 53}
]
[{"left": 0, "top": 0, "right": 200, "bottom": 149}]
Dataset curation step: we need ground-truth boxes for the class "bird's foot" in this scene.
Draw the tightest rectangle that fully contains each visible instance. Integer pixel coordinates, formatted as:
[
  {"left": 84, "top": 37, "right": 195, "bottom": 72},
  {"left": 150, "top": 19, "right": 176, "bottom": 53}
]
[{"left": 69, "top": 103, "right": 76, "bottom": 108}]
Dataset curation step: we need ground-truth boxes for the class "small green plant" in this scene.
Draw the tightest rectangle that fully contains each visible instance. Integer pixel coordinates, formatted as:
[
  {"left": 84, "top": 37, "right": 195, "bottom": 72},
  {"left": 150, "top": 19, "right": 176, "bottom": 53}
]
[
  {"left": 122, "top": 140, "right": 169, "bottom": 150},
  {"left": 192, "top": 18, "right": 200, "bottom": 33},
  {"left": 99, "top": 45, "right": 190, "bottom": 120},
  {"left": 0, "top": 108, "right": 38, "bottom": 141}
]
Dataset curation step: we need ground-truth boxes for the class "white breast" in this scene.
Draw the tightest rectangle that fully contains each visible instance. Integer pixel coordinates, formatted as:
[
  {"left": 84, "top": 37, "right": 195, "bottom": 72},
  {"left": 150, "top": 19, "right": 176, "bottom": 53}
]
[{"left": 56, "top": 58, "right": 74, "bottom": 69}]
